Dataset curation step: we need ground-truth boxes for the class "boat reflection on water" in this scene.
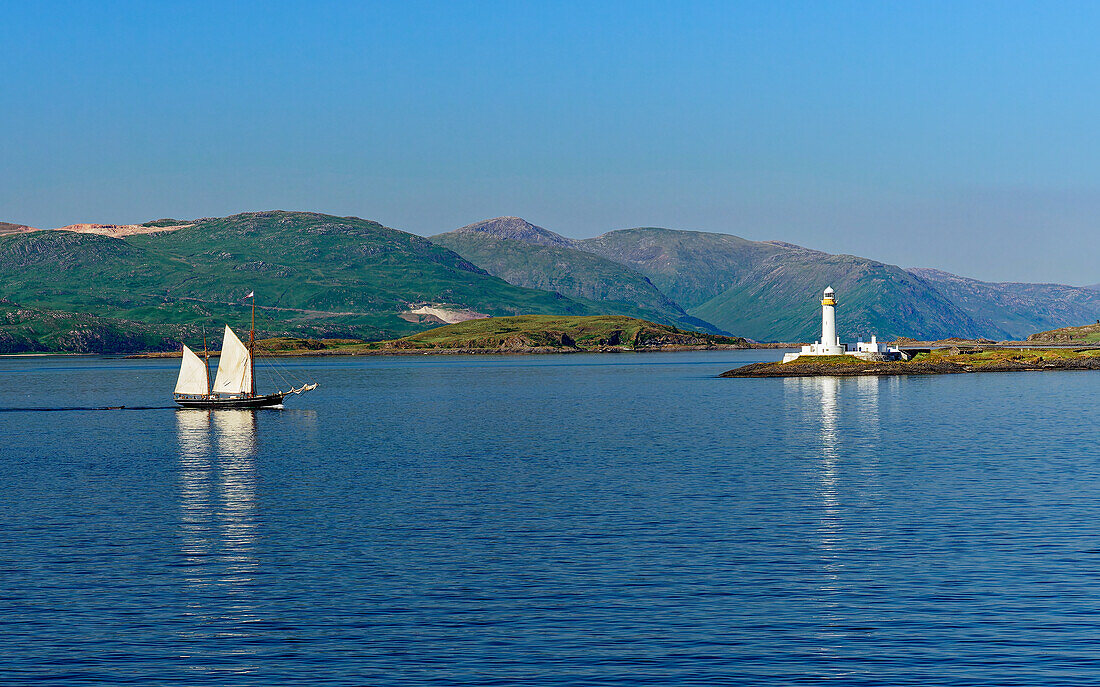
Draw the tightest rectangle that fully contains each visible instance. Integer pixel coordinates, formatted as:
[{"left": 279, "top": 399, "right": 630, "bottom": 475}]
[
  {"left": 175, "top": 409, "right": 260, "bottom": 676},
  {"left": 177, "top": 410, "right": 214, "bottom": 579}
]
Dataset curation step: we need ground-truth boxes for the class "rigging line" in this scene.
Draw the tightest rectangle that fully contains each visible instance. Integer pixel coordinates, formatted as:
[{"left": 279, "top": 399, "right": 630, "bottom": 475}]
[{"left": 253, "top": 346, "right": 301, "bottom": 390}]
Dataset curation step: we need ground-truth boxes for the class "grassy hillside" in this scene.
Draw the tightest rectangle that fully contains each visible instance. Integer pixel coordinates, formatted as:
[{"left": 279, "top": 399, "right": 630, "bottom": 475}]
[
  {"left": 909, "top": 269, "right": 1100, "bottom": 340},
  {"left": 578, "top": 227, "right": 787, "bottom": 309},
  {"left": 431, "top": 231, "right": 722, "bottom": 333},
  {"left": 1027, "top": 322, "right": 1100, "bottom": 344},
  {"left": 380, "top": 315, "right": 747, "bottom": 351},
  {"left": 0, "top": 301, "right": 193, "bottom": 354},
  {"left": 691, "top": 252, "right": 986, "bottom": 342},
  {"left": 0, "top": 211, "right": 601, "bottom": 341},
  {"left": 577, "top": 228, "right": 982, "bottom": 341}
]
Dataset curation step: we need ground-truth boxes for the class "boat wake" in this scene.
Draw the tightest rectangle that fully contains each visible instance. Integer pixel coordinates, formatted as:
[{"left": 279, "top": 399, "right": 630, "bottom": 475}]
[{"left": 0, "top": 405, "right": 178, "bottom": 413}]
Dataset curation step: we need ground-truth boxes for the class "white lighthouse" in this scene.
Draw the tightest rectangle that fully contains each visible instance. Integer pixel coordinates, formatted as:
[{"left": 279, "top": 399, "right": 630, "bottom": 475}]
[
  {"left": 781, "top": 287, "right": 901, "bottom": 363},
  {"left": 819, "top": 287, "right": 841, "bottom": 354}
]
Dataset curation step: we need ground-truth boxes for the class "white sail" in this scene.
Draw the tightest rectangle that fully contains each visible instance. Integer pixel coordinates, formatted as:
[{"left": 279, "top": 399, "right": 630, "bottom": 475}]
[
  {"left": 174, "top": 345, "right": 209, "bottom": 396},
  {"left": 212, "top": 325, "right": 253, "bottom": 395}
]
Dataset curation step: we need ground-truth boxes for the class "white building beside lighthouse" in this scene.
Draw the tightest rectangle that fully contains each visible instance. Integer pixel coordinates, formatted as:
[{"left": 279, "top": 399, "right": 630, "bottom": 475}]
[{"left": 782, "top": 287, "right": 901, "bottom": 363}]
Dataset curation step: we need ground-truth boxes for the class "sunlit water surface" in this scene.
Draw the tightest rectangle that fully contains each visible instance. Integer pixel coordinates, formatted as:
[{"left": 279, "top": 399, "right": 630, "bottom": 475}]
[{"left": 3, "top": 351, "right": 1100, "bottom": 685}]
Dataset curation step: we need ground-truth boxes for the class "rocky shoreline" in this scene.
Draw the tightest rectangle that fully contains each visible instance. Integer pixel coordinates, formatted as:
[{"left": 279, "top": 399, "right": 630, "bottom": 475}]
[
  {"left": 129, "top": 342, "right": 752, "bottom": 359},
  {"left": 722, "top": 353, "right": 1100, "bottom": 378}
]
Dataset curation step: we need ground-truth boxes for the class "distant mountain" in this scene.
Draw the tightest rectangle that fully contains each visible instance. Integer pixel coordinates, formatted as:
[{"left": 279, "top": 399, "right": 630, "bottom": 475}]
[
  {"left": 432, "top": 222, "right": 721, "bottom": 332},
  {"left": 450, "top": 217, "right": 577, "bottom": 248},
  {"left": 577, "top": 228, "right": 983, "bottom": 341},
  {"left": 908, "top": 268, "right": 1100, "bottom": 339},
  {"left": 0, "top": 211, "right": 601, "bottom": 341},
  {"left": 689, "top": 250, "right": 986, "bottom": 342},
  {"left": 578, "top": 228, "right": 787, "bottom": 310},
  {"left": 10, "top": 208, "right": 1098, "bottom": 350},
  {"left": 1087, "top": 283, "right": 1100, "bottom": 292}
]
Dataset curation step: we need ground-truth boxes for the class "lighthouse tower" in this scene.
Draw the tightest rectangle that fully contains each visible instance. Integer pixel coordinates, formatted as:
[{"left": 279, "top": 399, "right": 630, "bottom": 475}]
[
  {"left": 820, "top": 287, "right": 840, "bottom": 353},
  {"left": 781, "top": 286, "right": 901, "bottom": 362}
]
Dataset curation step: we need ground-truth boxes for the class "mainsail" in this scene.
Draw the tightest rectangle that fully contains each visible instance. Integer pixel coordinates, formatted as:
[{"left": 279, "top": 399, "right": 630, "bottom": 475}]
[
  {"left": 212, "top": 325, "right": 253, "bottom": 395},
  {"left": 174, "top": 345, "right": 209, "bottom": 396}
]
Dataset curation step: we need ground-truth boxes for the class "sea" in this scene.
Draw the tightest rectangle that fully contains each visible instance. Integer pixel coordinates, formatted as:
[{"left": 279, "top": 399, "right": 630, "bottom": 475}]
[{"left": 3, "top": 350, "right": 1100, "bottom": 685}]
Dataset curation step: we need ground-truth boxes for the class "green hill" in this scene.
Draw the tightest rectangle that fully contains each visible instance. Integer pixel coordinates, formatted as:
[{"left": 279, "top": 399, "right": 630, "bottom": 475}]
[
  {"left": 432, "top": 227, "right": 722, "bottom": 333},
  {"left": 578, "top": 227, "right": 787, "bottom": 309},
  {"left": 577, "top": 228, "right": 982, "bottom": 341},
  {"left": 690, "top": 251, "right": 987, "bottom": 342},
  {"left": 381, "top": 315, "right": 746, "bottom": 351},
  {"left": 0, "top": 300, "right": 194, "bottom": 354},
  {"left": 1027, "top": 322, "right": 1100, "bottom": 344},
  {"left": 0, "top": 211, "right": 602, "bottom": 342}
]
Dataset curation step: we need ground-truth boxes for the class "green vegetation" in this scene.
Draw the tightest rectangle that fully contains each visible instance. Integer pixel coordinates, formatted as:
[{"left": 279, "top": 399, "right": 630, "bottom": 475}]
[
  {"left": 8, "top": 209, "right": 1096, "bottom": 351},
  {"left": 690, "top": 252, "right": 982, "bottom": 342},
  {"left": 577, "top": 227, "right": 984, "bottom": 342},
  {"left": 431, "top": 231, "right": 721, "bottom": 333},
  {"left": 0, "top": 211, "right": 602, "bottom": 343},
  {"left": 578, "top": 227, "right": 786, "bottom": 310},
  {"left": 1027, "top": 323, "right": 1100, "bottom": 344},
  {"left": 722, "top": 347, "right": 1100, "bottom": 377},
  {"left": 911, "top": 269, "right": 1100, "bottom": 339},
  {"left": 0, "top": 300, "right": 193, "bottom": 354},
  {"left": 234, "top": 315, "right": 747, "bottom": 355},
  {"left": 383, "top": 315, "right": 744, "bottom": 351}
]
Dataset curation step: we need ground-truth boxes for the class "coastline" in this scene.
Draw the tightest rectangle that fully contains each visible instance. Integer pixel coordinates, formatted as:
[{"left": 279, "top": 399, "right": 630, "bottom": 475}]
[
  {"left": 126, "top": 342, "right": 764, "bottom": 359},
  {"left": 721, "top": 350, "right": 1100, "bottom": 378}
]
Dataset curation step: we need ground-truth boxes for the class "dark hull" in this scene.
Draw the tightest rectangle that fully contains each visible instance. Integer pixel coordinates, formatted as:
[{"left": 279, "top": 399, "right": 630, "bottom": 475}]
[{"left": 175, "top": 393, "right": 287, "bottom": 409}]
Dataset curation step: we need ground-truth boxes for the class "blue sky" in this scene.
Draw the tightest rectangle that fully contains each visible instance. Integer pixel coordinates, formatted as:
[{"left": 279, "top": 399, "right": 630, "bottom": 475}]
[{"left": 2, "top": 1, "right": 1099, "bottom": 283}]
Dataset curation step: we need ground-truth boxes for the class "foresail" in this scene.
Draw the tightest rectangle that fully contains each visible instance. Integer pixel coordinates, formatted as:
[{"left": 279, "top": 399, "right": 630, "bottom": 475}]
[
  {"left": 212, "top": 325, "right": 253, "bottom": 395},
  {"left": 175, "top": 345, "right": 209, "bottom": 395}
]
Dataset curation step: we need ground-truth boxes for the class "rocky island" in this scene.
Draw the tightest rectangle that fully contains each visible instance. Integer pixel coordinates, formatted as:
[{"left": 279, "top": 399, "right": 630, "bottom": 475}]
[
  {"left": 133, "top": 315, "right": 751, "bottom": 358},
  {"left": 722, "top": 347, "right": 1100, "bottom": 378}
]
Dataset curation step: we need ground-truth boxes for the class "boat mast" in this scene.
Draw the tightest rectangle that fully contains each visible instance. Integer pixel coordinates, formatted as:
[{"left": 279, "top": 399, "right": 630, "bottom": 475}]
[
  {"left": 202, "top": 327, "right": 211, "bottom": 397},
  {"left": 249, "top": 292, "right": 257, "bottom": 397}
]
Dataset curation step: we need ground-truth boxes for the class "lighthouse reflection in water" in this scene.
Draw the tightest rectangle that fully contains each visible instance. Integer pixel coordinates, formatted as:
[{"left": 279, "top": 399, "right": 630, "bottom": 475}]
[
  {"left": 783, "top": 374, "right": 892, "bottom": 655},
  {"left": 783, "top": 374, "right": 891, "bottom": 549},
  {"left": 175, "top": 409, "right": 261, "bottom": 677}
]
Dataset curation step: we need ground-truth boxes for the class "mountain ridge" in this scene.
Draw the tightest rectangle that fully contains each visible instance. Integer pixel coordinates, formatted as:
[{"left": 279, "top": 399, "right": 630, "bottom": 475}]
[
  {"left": 0, "top": 211, "right": 603, "bottom": 342},
  {"left": 451, "top": 216, "right": 577, "bottom": 248},
  {"left": 432, "top": 225, "right": 724, "bottom": 333}
]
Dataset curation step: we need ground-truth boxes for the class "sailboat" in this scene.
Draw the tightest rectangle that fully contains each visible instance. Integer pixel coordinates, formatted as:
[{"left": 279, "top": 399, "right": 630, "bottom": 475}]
[{"left": 174, "top": 293, "right": 317, "bottom": 408}]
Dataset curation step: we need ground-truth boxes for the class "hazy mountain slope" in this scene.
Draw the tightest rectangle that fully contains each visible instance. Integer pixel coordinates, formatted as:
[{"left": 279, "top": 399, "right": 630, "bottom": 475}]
[
  {"left": 908, "top": 268, "right": 1100, "bottom": 339},
  {"left": 0, "top": 211, "right": 599, "bottom": 341},
  {"left": 576, "top": 227, "right": 983, "bottom": 341},
  {"left": 690, "top": 252, "right": 988, "bottom": 342},
  {"left": 451, "top": 216, "right": 577, "bottom": 248},
  {"left": 431, "top": 230, "right": 721, "bottom": 332},
  {"left": 577, "top": 228, "right": 787, "bottom": 309}
]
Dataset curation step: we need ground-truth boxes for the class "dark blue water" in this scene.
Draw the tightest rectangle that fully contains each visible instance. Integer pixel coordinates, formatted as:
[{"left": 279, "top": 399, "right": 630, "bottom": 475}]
[{"left": 3, "top": 350, "right": 1100, "bottom": 685}]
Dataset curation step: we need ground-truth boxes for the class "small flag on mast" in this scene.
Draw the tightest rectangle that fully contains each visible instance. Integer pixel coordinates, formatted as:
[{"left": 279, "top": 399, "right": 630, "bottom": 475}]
[{"left": 245, "top": 291, "right": 254, "bottom": 299}]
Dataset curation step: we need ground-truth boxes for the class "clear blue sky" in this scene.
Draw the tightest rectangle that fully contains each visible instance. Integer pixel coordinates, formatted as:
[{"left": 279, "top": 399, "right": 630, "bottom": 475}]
[{"left": 3, "top": 1, "right": 1099, "bottom": 284}]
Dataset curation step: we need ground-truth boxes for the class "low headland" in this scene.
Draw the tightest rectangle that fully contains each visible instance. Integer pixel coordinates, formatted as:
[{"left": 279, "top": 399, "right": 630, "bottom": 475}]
[
  {"left": 722, "top": 347, "right": 1100, "bottom": 378},
  {"left": 132, "top": 315, "right": 752, "bottom": 358},
  {"left": 1027, "top": 322, "right": 1100, "bottom": 345}
]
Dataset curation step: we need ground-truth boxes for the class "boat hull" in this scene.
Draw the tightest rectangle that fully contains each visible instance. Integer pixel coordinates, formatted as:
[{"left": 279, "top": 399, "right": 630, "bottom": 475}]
[{"left": 175, "top": 392, "right": 287, "bottom": 409}]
